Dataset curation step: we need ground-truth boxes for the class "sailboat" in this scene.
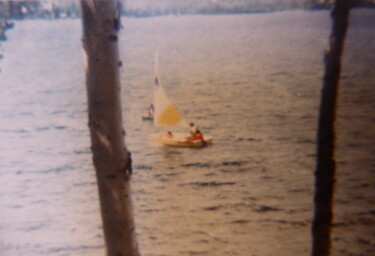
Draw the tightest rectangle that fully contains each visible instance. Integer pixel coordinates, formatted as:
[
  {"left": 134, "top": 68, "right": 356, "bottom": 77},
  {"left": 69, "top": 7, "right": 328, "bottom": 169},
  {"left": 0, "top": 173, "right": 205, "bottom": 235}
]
[
  {"left": 149, "top": 77, "right": 213, "bottom": 147},
  {"left": 142, "top": 104, "right": 154, "bottom": 121}
]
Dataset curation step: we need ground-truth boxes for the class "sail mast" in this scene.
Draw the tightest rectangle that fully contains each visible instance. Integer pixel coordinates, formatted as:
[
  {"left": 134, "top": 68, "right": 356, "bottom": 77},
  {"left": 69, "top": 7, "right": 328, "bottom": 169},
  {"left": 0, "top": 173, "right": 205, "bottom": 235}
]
[
  {"left": 152, "top": 52, "right": 187, "bottom": 128},
  {"left": 154, "top": 48, "right": 159, "bottom": 80}
]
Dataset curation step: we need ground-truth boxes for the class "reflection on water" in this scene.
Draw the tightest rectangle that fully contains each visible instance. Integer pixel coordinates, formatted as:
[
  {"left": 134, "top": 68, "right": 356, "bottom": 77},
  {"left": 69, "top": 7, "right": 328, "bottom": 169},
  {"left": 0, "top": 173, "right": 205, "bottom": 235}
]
[{"left": 0, "top": 9, "right": 374, "bottom": 256}]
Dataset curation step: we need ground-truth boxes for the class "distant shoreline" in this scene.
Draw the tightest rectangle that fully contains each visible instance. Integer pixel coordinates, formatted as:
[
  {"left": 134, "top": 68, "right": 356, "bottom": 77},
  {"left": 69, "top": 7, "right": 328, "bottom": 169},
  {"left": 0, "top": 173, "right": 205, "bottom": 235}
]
[
  {"left": 2, "top": 6, "right": 374, "bottom": 21},
  {"left": 0, "top": 8, "right": 344, "bottom": 21},
  {"left": 0, "top": 19, "right": 14, "bottom": 41},
  {"left": 1, "top": 0, "right": 375, "bottom": 20}
]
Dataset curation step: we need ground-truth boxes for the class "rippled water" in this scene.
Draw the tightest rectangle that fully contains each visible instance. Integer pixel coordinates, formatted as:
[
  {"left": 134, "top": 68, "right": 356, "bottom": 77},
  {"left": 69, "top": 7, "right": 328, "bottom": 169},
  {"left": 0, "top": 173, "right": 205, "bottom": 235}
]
[{"left": 0, "top": 9, "right": 374, "bottom": 256}]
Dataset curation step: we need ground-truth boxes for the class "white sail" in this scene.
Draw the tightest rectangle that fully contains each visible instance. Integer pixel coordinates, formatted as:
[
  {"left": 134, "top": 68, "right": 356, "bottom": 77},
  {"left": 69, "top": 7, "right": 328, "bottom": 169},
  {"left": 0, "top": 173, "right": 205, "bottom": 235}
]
[{"left": 153, "top": 78, "right": 188, "bottom": 128}]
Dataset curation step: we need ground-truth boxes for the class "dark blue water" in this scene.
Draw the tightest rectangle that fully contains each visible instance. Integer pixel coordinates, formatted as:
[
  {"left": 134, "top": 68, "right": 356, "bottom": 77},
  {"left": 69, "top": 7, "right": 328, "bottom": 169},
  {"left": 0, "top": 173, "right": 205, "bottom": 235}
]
[{"left": 0, "top": 9, "right": 374, "bottom": 256}]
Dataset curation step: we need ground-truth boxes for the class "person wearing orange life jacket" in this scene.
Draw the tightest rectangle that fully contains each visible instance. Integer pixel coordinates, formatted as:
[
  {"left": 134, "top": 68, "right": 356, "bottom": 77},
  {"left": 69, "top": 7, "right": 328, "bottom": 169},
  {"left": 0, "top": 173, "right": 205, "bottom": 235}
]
[
  {"left": 188, "top": 130, "right": 206, "bottom": 145},
  {"left": 193, "top": 130, "right": 203, "bottom": 140}
]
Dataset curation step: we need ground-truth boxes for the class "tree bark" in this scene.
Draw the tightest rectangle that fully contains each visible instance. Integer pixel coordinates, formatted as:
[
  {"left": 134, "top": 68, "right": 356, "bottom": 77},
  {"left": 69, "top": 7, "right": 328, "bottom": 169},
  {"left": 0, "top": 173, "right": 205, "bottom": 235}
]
[
  {"left": 80, "top": 1, "right": 139, "bottom": 255},
  {"left": 312, "top": 1, "right": 351, "bottom": 256}
]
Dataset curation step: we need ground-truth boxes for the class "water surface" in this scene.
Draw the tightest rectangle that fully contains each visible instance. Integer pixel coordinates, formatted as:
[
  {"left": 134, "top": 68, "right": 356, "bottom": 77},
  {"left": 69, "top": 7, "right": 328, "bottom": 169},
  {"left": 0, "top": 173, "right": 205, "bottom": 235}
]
[{"left": 0, "top": 9, "right": 374, "bottom": 256}]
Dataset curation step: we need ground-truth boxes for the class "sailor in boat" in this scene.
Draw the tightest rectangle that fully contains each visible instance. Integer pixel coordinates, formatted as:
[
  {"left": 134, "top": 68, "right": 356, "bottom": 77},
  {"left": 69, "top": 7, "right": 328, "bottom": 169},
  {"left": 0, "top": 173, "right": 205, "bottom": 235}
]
[
  {"left": 148, "top": 104, "right": 154, "bottom": 117},
  {"left": 166, "top": 131, "right": 173, "bottom": 139},
  {"left": 142, "top": 103, "right": 154, "bottom": 120},
  {"left": 187, "top": 130, "right": 206, "bottom": 144},
  {"left": 189, "top": 122, "right": 197, "bottom": 135}
]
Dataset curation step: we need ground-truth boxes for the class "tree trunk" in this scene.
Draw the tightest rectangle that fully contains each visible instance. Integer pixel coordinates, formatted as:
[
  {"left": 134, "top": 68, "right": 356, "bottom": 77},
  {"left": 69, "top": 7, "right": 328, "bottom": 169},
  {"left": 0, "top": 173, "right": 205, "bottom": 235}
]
[
  {"left": 312, "top": 1, "right": 351, "bottom": 256},
  {"left": 80, "top": 1, "right": 139, "bottom": 255}
]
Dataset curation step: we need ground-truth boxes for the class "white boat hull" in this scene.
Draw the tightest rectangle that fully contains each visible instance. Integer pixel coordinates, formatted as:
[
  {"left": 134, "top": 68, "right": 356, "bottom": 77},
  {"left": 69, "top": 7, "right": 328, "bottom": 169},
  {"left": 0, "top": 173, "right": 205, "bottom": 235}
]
[
  {"left": 150, "top": 132, "right": 212, "bottom": 147},
  {"left": 142, "top": 114, "right": 153, "bottom": 121}
]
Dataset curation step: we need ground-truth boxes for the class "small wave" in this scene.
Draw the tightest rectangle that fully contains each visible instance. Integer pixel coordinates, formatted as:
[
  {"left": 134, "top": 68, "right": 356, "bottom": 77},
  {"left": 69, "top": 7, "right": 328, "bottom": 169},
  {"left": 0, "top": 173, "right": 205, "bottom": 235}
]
[
  {"left": 219, "top": 168, "right": 249, "bottom": 173},
  {"left": 13, "top": 129, "right": 31, "bottom": 134},
  {"left": 19, "top": 111, "right": 34, "bottom": 116},
  {"left": 296, "top": 138, "right": 315, "bottom": 144},
  {"left": 259, "top": 219, "right": 307, "bottom": 227},
  {"left": 182, "top": 162, "right": 211, "bottom": 168},
  {"left": 36, "top": 165, "right": 73, "bottom": 174},
  {"left": 73, "top": 149, "right": 91, "bottom": 155},
  {"left": 261, "top": 175, "right": 273, "bottom": 180},
  {"left": 134, "top": 164, "right": 152, "bottom": 170},
  {"left": 179, "top": 181, "right": 236, "bottom": 187},
  {"left": 17, "top": 221, "right": 48, "bottom": 232},
  {"left": 195, "top": 239, "right": 209, "bottom": 244},
  {"left": 134, "top": 189, "right": 147, "bottom": 195},
  {"left": 288, "top": 188, "right": 309, "bottom": 193},
  {"left": 141, "top": 209, "right": 161, "bottom": 213},
  {"left": 274, "top": 114, "right": 288, "bottom": 120},
  {"left": 7, "top": 204, "right": 23, "bottom": 209},
  {"left": 231, "top": 219, "right": 250, "bottom": 224},
  {"left": 231, "top": 202, "right": 253, "bottom": 209},
  {"left": 46, "top": 244, "right": 104, "bottom": 253},
  {"left": 182, "top": 250, "right": 208, "bottom": 255},
  {"left": 151, "top": 175, "right": 174, "bottom": 183},
  {"left": 275, "top": 137, "right": 290, "bottom": 141},
  {"left": 35, "top": 126, "right": 51, "bottom": 132},
  {"left": 232, "top": 81, "right": 242, "bottom": 85},
  {"left": 237, "top": 137, "right": 262, "bottom": 142},
  {"left": 270, "top": 71, "right": 291, "bottom": 77},
  {"left": 53, "top": 125, "right": 67, "bottom": 130},
  {"left": 204, "top": 172, "right": 216, "bottom": 176},
  {"left": 254, "top": 205, "right": 282, "bottom": 212},
  {"left": 221, "top": 161, "right": 246, "bottom": 167},
  {"left": 154, "top": 172, "right": 180, "bottom": 177},
  {"left": 50, "top": 110, "right": 65, "bottom": 115},
  {"left": 358, "top": 210, "right": 375, "bottom": 216},
  {"left": 31, "top": 200, "right": 49, "bottom": 205},
  {"left": 333, "top": 221, "right": 356, "bottom": 227},
  {"left": 300, "top": 114, "right": 314, "bottom": 120},
  {"left": 202, "top": 205, "right": 222, "bottom": 211},
  {"left": 73, "top": 181, "right": 96, "bottom": 187}
]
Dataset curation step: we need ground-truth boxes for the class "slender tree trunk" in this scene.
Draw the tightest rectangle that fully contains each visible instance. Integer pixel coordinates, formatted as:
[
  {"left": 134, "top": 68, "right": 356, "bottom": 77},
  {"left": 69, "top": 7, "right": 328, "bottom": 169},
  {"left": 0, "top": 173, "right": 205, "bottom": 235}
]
[
  {"left": 80, "top": 1, "right": 139, "bottom": 255},
  {"left": 312, "top": 1, "right": 351, "bottom": 256}
]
